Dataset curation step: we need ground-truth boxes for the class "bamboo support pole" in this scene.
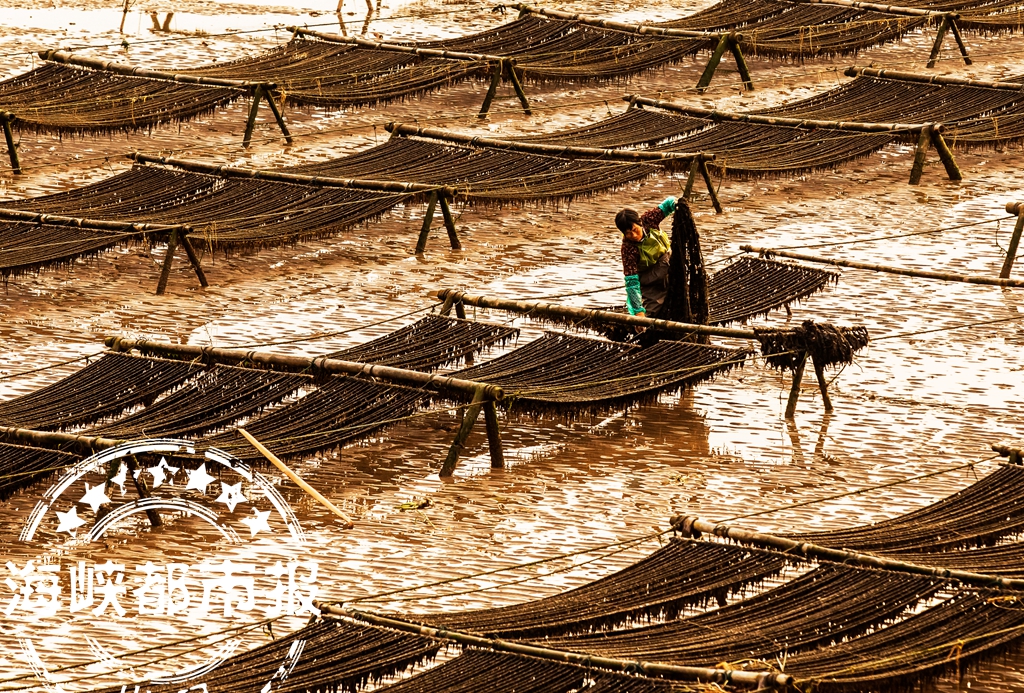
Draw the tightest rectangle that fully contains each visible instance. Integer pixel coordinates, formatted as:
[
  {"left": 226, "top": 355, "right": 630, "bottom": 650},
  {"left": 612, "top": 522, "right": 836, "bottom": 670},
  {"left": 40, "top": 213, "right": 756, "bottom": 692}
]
[
  {"left": 623, "top": 95, "right": 933, "bottom": 133},
  {"left": 439, "top": 194, "right": 461, "bottom": 250},
  {"left": 262, "top": 89, "right": 294, "bottom": 145},
  {"left": 327, "top": 605, "right": 794, "bottom": 688},
  {"left": 1000, "top": 202, "right": 1024, "bottom": 279},
  {"left": 908, "top": 124, "right": 933, "bottom": 185},
  {"left": 125, "top": 455, "right": 163, "bottom": 528},
  {"left": 844, "top": 66, "right": 1024, "bottom": 90},
  {"left": 242, "top": 85, "right": 264, "bottom": 149},
  {"left": 784, "top": 351, "right": 807, "bottom": 419},
  {"left": 438, "top": 294, "right": 456, "bottom": 317},
  {"left": 39, "top": 50, "right": 262, "bottom": 88},
  {"left": 930, "top": 128, "right": 962, "bottom": 181},
  {"left": 926, "top": 15, "right": 951, "bottom": 69},
  {"left": 178, "top": 234, "right": 209, "bottom": 288},
  {"left": 483, "top": 401, "right": 504, "bottom": 469},
  {"left": 671, "top": 515, "right": 1024, "bottom": 591},
  {"left": 1, "top": 115, "right": 20, "bottom": 175},
  {"left": 385, "top": 123, "right": 713, "bottom": 167},
  {"left": 993, "top": 443, "right": 1024, "bottom": 465},
  {"left": 130, "top": 153, "right": 453, "bottom": 196},
  {"left": 698, "top": 159, "right": 723, "bottom": 214},
  {"left": 454, "top": 301, "right": 467, "bottom": 320},
  {"left": 433, "top": 289, "right": 759, "bottom": 340},
  {"left": 682, "top": 158, "right": 699, "bottom": 200},
  {"left": 478, "top": 62, "right": 503, "bottom": 118},
  {"left": 155, "top": 228, "right": 179, "bottom": 296},
  {"left": 513, "top": 5, "right": 729, "bottom": 39},
  {"left": 0, "top": 425, "right": 124, "bottom": 456},
  {"left": 238, "top": 428, "right": 354, "bottom": 528},
  {"left": 727, "top": 37, "right": 754, "bottom": 91},
  {"left": 440, "top": 388, "right": 486, "bottom": 477},
  {"left": 948, "top": 17, "right": 973, "bottom": 64},
  {"left": 505, "top": 60, "right": 532, "bottom": 115},
  {"left": 695, "top": 34, "right": 731, "bottom": 94},
  {"left": 104, "top": 336, "right": 505, "bottom": 401},
  {"left": 740, "top": 244, "right": 1024, "bottom": 287},
  {"left": 415, "top": 191, "right": 439, "bottom": 254},
  {"left": 811, "top": 355, "right": 834, "bottom": 413}
]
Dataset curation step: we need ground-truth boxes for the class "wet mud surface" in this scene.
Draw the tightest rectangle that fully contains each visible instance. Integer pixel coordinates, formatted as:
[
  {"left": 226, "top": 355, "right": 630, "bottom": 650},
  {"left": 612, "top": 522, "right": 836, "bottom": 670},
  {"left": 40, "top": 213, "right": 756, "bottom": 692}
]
[{"left": 0, "top": 0, "right": 1023, "bottom": 689}]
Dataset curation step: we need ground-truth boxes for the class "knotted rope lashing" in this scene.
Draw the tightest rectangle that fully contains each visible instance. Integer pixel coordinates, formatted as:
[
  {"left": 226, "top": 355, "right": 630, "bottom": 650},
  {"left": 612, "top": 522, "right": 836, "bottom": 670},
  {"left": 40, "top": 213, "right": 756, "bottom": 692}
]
[{"left": 755, "top": 320, "right": 870, "bottom": 371}]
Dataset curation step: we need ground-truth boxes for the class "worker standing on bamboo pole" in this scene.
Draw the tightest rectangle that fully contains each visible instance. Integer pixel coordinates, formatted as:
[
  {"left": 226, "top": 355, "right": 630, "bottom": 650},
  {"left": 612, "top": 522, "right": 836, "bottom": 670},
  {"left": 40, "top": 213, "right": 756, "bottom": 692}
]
[{"left": 615, "top": 197, "right": 680, "bottom": 321}]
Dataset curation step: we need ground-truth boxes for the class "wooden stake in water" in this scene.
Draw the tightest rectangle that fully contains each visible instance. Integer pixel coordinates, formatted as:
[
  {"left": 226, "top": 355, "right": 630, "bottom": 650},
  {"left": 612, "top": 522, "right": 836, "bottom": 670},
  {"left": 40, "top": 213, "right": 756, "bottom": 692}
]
[{"left": 238, "top": 428, "right": 354, "bottom": 529}]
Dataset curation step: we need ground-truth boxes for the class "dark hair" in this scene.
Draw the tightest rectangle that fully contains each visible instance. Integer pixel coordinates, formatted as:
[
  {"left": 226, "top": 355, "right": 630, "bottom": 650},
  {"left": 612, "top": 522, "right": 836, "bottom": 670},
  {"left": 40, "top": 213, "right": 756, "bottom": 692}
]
[{"left": 615, "top": 208, "right": 641, "bottom": 233}]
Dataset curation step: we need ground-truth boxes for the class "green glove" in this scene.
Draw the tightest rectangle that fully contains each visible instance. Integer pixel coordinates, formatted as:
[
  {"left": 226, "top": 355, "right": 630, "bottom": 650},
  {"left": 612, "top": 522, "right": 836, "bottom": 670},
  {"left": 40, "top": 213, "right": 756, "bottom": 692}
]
[{"left": 659, "top": 196, "right": 677, "bottom": 216}]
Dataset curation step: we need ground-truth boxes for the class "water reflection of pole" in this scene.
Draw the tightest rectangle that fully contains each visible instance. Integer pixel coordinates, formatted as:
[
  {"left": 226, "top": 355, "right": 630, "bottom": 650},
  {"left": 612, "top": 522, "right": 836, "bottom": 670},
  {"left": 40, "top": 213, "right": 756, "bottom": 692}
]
[
  {"left": 814, "top": 414, "right": 832, "bottom": 461},
  {"left": 786, "top": 418, "right": 805, "bottom": 467}
]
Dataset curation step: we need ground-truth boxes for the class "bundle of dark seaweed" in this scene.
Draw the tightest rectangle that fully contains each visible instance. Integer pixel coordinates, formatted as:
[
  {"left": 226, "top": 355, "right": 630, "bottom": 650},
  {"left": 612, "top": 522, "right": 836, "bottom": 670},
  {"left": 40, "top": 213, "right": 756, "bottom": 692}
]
[{"left": 756, "top": 320, "right": 870, "bottom": 371}]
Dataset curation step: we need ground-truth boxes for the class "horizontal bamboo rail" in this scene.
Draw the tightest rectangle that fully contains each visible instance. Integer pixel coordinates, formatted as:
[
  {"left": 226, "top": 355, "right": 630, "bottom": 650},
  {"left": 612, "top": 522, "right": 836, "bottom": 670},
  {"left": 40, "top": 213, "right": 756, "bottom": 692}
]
[
  {"left": 385, "top": 123, "right": 713, "bottom": 165},
  {"left": 624, "top": 95, "right": 932, "bottom": 133},
  {"left": 0, "top": 208, "right": 190, "bottom": 235},
  {"left": 324, "top": 604, "right": 794, "bottom": 688},
  {"left": 104, "top": 336, "right": 504, "bottom": 401},
  {"left": 39, "top": 50, "right": 260, "bottom": 88},
  {"left": 130, "top": 153, "right": 453, "bottom": 196},
  {"left": 0, "top": 425, "right": 124, "bottom": 456},
  {"left": 784, "top": 0, "right": 949, "bottom": 17},
  {"left": 741, "top": 245, "right": 1024, "bottom": 287},
  {"left": 993, "top": 443, "right": 1024, "bottom": 465},
  {"left": 845, "top": 66, "right": 1024, "bottom": 90},
  {"left": 433, "top": 289, "right": 758, "bottom": 339},
  {"left": 672, "top": 515, "right": 1024, "bottom": 591},
  {"left": 515, "top": 4, "right": 727, "bottom": 40},
  {"left": 288, "top": 26, "right": 504, "bottom": 62}
]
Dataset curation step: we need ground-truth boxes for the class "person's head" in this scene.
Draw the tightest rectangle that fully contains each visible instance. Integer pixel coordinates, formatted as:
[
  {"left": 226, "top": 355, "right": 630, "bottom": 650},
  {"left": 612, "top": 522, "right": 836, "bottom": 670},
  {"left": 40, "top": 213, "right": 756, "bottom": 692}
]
[{"left": 615, "top": 208, "right": 644, "bottom": 242}]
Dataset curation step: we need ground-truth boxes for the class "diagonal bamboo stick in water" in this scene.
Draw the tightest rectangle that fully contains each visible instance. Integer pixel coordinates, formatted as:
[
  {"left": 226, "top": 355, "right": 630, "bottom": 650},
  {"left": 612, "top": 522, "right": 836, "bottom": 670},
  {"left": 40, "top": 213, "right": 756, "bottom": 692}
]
[{"left": 238, "top": 428, "right": 354, "bottom": 529}]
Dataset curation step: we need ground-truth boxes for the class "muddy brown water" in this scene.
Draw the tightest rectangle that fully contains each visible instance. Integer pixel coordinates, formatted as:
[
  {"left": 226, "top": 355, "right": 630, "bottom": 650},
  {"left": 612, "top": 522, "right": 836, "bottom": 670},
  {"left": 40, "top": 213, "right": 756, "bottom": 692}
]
[{"left": 0, "top": 0, "right": 1023, "bottom": 689}]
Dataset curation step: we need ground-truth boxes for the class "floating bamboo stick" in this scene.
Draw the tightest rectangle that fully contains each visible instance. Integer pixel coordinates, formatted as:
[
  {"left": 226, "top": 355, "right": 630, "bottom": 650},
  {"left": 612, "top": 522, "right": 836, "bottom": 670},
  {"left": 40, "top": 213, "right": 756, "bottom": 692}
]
[
  {"left": 104, "top": 336, "right": 504, "bottom": 401},
  {"left": 433, "top": 289, "right": 758, "bottom": 340},
  {"left": 740, "top": 245, "right": 1024, "bottom": 288},
  {"left": 130, "top": 153, "right": 452, "bottom": 196},
  {"left": 514, "top": 4, "right": 728, "bottom": 40},
  {"left": 238, "top": 428, "right": 354, "bottom": 528},
  {"left": 39, "top": 50, "right": 260, "bottom": 88},
  {"left": 325, "top": 604, "right": 794, "bottom": 688},
  {"left": 624, "top": 95, "right": 932, "bottom": 133},
  {"left": 385, "top": 123, "right": 712, "bottom": 167},
  {"left": 672, "top": 515, "right": 1024, "bottom": 591},
  {"left": 844, "top": 66, "right": 1023, "bottom": 90}
]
